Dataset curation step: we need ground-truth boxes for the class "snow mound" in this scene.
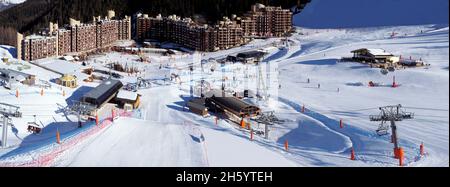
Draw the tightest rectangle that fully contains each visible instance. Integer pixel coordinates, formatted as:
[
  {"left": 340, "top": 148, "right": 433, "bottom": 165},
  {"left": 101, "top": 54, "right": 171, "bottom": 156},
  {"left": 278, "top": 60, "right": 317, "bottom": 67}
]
[
  {"left": 294, "top": 0, "right": 449, "bottom": 28},
  {"left": 0, "top": 45, "right": 15, "bottom": 59}
]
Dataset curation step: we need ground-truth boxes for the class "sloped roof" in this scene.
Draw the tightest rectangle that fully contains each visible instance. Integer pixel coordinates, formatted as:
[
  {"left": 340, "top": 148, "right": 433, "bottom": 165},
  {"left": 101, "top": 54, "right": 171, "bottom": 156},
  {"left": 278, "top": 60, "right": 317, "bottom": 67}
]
[
  {"left": 117, "top": 90, "right": 138, "bottom": 101},
  {"left": 367, "top": 48, "right": 393, "bottom": 56}
]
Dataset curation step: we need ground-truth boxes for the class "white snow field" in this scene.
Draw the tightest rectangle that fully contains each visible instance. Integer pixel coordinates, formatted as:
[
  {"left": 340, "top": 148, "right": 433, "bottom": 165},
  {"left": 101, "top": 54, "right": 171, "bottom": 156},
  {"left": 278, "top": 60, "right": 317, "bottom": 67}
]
[
  {"left": 0, "top": 25, "right": 448, "bottom": 166},
  {"left": 294, "top": 0, "right": 449, "bottom": 28},
  {"left": 0, "top": 0, "right": 448, "bottom": 167}
]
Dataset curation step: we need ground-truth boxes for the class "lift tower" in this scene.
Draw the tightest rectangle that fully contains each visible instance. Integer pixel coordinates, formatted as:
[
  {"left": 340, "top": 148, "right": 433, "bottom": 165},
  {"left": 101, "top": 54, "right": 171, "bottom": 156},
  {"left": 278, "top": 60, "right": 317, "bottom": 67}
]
[
  {"left": 1, "top": 102, "right": 22, "bottom": 148},
  {"left": 369, "top": 104, "right": 414, "bottom": 152}
]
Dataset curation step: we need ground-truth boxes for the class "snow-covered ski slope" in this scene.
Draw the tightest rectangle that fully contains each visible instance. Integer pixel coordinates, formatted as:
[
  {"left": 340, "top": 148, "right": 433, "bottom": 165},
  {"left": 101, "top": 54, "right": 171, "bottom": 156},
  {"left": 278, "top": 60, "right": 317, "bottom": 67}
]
[
  {"left": 60, "top": 25, "right": 447, "bottom": 166},
  {"left": 275, "top": 25, "right": 448, "bottom": 166},
  {"left": 295, "top": 0, "right": 449, "bottom": 28},
  {"left": 53, "top": 87, "right": 296, "bottom": 167},
  {"left": 0, "top": 0, "right": 448, "bottom": 167}
]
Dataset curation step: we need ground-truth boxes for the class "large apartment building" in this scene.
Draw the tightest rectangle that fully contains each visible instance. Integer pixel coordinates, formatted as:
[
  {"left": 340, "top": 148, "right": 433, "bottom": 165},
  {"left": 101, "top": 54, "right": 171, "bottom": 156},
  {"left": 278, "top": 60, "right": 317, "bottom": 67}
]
[
  {"left": 17, "top": 4, "right": 291, "bottom": 61},
  {"left": 136, "top": 4, "right": 292, "bottom": 52},
  {"left": 18, "top": 10, "right": 131, "bottom": 61},
  {"left": 137, "top": 14, "right": 220, "bottom": 52},
  {"left": 21, "top": 35, "right": 58, "bottom": 61},
  {"left": 240, "top": 4, "right": 293, "bottom": 37}
]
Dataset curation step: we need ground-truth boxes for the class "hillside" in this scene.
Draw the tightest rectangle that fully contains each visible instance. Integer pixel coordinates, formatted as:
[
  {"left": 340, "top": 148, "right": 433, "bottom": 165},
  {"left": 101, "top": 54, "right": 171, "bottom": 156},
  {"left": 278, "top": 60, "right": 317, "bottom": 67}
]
[
  {"left": 294, "top": 0, "right": 449, "bottom": 28},
  {"left": 0, "top": 0, "right": 26, "bottom": 12}
]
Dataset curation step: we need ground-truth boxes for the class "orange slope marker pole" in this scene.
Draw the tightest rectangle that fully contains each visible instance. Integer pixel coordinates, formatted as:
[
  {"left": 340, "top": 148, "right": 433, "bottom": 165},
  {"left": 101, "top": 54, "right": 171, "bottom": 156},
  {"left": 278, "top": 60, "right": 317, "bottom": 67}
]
[
  {"left": 350, "top": 147, "right": 356, "bottom": 160},
  {"left": 56, "top": 129, "right": 61, "bottom": 144},
  {"left": 284, "top": 140, "right": 289, "bottom": 151},
  {"left": 420, "top": 142, "right": 424, "bottom": 156},
  {"left": 399, "top": 147, "right": 404, "bottom": 166}
]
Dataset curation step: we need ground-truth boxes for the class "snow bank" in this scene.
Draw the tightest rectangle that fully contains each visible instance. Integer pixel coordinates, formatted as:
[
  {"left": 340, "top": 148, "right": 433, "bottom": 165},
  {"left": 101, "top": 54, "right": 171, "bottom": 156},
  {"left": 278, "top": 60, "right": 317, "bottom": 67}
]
[{"left": 0, "top": 45, "right": 15, "bottom": 59}]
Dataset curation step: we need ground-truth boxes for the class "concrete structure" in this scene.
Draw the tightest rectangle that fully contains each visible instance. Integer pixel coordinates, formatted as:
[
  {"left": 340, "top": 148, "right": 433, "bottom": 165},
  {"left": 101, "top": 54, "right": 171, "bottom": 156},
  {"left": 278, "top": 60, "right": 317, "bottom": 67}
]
[{"left": 16, "top": 33, "right": 23, "bottom": 60}]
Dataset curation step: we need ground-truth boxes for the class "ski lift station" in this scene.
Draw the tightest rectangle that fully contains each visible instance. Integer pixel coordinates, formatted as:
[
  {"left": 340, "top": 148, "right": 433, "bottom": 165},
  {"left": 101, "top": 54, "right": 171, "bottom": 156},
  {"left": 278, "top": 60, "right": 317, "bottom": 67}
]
[
  {"left": 81, "top": 79, "right": 123, "bottom": 109},
  {"left": 0, "top": 68, "right": 36, "bottom": 88},
  {"left": 204, "top": 90, "right": 261, "bottom": 118},
  {"left": 350, "top": 48, "right": 399, "bottom": 64},
  {"left": 228, "top": 51, "right": 267, "bottom": 64},
  {"left": 116, "top": 90, "right": 141, "bottom": 111}
]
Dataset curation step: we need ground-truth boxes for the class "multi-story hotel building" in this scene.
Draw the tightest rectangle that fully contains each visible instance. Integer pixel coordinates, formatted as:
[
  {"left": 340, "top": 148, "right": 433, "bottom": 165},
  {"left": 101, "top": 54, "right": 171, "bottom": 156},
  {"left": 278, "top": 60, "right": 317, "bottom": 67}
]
[
  {"left": 17, "top": 4, "right": 291, "bottom": 61},
  {"left": 21, "top": 35, "right": 58, "bottom": 61},
  {"left": 240, "top": 4, "right": 293, "bottom": 37},
  {"left": 18, "top": 10, "right": 131, "bottom": 61},
  {"left": 136, "top": 4, "right": 292, "bottom": 52}
]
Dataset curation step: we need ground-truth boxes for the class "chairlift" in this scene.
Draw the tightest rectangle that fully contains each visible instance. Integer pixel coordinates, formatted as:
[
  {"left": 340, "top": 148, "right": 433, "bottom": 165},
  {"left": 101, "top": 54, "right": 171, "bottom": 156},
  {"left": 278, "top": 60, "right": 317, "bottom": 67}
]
[
  {"left": 376, "top": 122, "right": 389, "bottom": 136},
  {"left": 27, "top": 122, "right": 42, "bottom": 134}
]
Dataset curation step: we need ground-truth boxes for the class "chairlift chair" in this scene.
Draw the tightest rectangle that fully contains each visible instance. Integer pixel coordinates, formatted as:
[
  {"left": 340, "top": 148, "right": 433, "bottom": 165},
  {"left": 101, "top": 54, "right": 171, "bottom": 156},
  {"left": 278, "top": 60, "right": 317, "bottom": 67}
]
[{"left": 27, "top": 122, "right": 42, "bottom": 134}]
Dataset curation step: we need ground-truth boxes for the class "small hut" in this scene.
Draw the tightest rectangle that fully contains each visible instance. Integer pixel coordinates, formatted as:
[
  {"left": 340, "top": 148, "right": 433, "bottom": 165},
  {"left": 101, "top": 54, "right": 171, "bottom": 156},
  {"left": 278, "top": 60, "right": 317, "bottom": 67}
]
[
  {"left": 57, "top": 74, "right": 78, "bottom": 88},
  {"left": 116, "top": 90, "right": 141, "bottom": 111},
  {"left": 187, "top": 98, "right": 208, "bottom": 117}
]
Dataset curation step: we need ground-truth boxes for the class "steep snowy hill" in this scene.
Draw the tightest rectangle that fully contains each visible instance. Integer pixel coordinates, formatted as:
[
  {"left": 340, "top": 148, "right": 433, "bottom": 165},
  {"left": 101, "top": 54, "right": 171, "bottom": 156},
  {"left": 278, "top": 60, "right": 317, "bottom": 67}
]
[
  {"left": 0, "top": 0, "right": 25, "bottom": 11},
  {"left": 0, "top": 45, "right": 15, "bottom": 59},
  {"left": 294, "top": 0, "right": 449, "bottom": 28}
]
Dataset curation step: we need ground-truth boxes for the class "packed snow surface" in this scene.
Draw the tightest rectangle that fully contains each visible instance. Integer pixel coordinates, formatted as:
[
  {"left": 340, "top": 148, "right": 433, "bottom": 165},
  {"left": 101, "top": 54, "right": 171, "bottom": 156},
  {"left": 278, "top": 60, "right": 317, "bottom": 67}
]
[{"left": 294, "top": 0, "right": 449, "bottom": 28}]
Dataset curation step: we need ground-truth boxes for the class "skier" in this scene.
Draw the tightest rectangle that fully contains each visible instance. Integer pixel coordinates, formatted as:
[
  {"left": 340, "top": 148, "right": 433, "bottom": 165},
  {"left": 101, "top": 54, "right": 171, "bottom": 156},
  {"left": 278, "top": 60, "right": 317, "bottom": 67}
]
[
  {"left": 318, "top": 83, "right": 321, "bottom": 89},
  {"left": 307, "top": 78, "right": 310, "bottom": 84}
]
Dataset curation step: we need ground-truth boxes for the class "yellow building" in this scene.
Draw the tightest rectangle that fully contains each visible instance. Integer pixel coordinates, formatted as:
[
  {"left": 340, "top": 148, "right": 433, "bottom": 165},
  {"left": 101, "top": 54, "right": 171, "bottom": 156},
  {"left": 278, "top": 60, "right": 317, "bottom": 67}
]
[{"left": 57, "top": 74, "right": 78, "bottom": 88}]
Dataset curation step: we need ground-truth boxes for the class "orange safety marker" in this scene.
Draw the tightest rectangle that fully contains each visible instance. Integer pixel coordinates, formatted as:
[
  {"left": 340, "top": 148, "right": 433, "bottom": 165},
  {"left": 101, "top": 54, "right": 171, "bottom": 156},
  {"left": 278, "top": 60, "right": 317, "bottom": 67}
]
[
  {"left": 15, "top": 89, "right": 19, "bottom": 98},
  {"left": 392, "top": 76, "right": 398, "bottom": 88},
  {"left": 95, "top": 113, "right": 99, "bottom": 126},
  {"left": 339, "top": 119, "right": 344, "bottom": 128},
  {"left": 350, "top": 147, "right": 356, "bottom": 160},
  {"left": 284, "top": 140, "right": 289, "bottom": 151},
  {"left": 56, "top": 129, "right": 61, "bottom": 144},
  {"left": 398, "top": 147, "right": 404, "bottom": 166},
  {"left": 420, "top": 142, "right": 424, "bottom": 156}
]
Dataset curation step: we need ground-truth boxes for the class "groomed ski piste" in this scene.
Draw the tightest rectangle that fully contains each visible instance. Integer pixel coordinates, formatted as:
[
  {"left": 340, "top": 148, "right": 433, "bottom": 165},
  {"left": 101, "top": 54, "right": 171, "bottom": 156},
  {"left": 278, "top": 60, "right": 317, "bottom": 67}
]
[{"left": 0, "top": 0, "right": 448, "bottom": 167}]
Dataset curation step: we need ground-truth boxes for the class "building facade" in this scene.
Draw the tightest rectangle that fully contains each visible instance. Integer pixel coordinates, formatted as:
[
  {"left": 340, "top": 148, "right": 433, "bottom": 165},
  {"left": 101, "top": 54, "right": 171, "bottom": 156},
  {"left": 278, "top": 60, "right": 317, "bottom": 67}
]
[
  {"left": 21, "top": 35, "right": 58, "bottom": 61},
  {"left": 136, "top": 4, "right": 292, "bottom": 52},
  {"left": 18, "top": 10, "right": 131, "bottom": 61},
  {"left": 240, "top": 4, "right": 293, "bottom": 37},
  {"left": 17, "top": 4, "right": 292, "bottom": 61}
]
